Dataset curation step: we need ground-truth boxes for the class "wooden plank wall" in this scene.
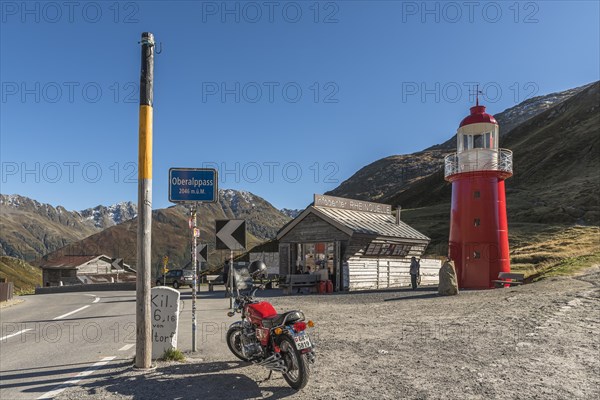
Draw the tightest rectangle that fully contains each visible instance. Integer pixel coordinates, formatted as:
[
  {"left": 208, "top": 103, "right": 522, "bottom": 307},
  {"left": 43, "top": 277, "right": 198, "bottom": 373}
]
[{"left": 348, "top": 257, "right": 441, "bottom": 291}]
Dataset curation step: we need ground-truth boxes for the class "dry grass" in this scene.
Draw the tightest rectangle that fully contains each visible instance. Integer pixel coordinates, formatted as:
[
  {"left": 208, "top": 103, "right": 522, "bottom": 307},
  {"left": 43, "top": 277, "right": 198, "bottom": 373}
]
[
  {"left": 509, "top": 225, "right": 599, "bottom": 278},
  {"left": 0, "top": 256, "right": 42, "bottom": 295},
  {"left": 160, "top": 348, "right": 186, "bottom": 362}
]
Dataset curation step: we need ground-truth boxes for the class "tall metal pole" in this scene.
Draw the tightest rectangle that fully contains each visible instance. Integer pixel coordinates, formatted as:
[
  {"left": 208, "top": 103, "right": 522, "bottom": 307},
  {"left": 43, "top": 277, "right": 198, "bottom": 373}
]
[
  {"left": 229, "top": 249, "right": 234, "bottom": 309},
  {"left": 135, "top": 32, "right": 155, "bottom": 369},
  {"left": 191, "top": 206, "right": 198, "bottom": 352}
]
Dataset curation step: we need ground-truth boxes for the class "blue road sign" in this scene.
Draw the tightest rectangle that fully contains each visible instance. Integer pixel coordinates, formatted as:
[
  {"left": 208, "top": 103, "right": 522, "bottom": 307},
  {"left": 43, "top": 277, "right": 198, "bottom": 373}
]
[{"left": 169, "top": 168, "right": 218, "bottom": 203}]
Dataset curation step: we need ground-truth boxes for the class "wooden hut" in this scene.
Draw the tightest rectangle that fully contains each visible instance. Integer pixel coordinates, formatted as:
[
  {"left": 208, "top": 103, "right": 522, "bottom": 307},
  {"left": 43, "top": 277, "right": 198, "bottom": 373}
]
[{"left": 277, "top": 194, "right": 436, "bottom": 291}]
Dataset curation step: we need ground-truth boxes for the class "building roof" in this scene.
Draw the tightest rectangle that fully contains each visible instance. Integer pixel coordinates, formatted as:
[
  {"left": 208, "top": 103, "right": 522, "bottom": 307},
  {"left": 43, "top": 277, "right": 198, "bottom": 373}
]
[
  {"left": 277, "top": 206, "right": 430, "bottom": 243},
  {"left": 38, "top": 255, "right": 127, "bottom": 270}
]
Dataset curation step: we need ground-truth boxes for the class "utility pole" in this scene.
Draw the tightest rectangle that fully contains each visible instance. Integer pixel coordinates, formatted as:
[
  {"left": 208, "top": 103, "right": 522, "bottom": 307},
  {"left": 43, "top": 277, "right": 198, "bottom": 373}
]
[
  {"left": 229, "top": 249, "right": 234, "bottom": 309},
  {"left": 136, "top": 32, "right": 155, "bottom": 369},
  {"left": 191, "top": 206, "right": 198, "bottom": 352}
]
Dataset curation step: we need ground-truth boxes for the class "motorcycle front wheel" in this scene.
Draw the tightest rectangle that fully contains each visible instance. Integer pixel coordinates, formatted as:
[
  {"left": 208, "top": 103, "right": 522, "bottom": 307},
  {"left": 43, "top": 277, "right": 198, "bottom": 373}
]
[
  {"left": 279, "top": 335, "right": 310, "bottom": 390},
  {"left": 226, "top": 327, "right": 250, "bottom": 362}
]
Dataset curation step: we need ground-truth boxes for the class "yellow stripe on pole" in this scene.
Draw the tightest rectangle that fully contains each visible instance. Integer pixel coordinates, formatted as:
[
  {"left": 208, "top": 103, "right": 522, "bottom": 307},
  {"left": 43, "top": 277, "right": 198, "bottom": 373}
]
[{"left": 138, "top": 105, "right": 153, "bottom": 179}]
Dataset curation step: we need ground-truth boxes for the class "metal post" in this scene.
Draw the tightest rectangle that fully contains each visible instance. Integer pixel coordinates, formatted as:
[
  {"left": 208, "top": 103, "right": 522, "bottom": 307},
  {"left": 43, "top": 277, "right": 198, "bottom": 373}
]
[
  {"left": 229, "top": 249, "right": 234, "bottom": 309},
  {"left": 191, "top": 206, "right": 198, "bottom": 352},
  {"left": 135, "top": 32, "right": 155, "bottom": 369}
]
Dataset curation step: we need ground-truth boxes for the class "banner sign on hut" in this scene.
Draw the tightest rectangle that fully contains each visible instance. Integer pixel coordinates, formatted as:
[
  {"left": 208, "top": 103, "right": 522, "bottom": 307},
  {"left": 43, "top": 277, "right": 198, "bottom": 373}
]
[{"left": 314, "top": 194, "right": 392, "bottom": 214}]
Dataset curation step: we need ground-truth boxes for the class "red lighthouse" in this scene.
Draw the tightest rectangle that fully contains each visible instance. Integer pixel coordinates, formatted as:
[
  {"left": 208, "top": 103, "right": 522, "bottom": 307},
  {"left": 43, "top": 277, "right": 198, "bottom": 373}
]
[{"left": 445, "top": 98, "right": 513, "bottom": 289}]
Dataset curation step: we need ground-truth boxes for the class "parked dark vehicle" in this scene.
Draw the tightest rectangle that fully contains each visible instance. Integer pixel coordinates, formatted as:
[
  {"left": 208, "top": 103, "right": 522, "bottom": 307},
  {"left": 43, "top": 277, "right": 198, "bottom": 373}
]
[
  {"left": 156, "top": 269, "right": 195, "bottom": 289},
  {"left": 226, "top": 261, "right": 316, "bottom": 390}
]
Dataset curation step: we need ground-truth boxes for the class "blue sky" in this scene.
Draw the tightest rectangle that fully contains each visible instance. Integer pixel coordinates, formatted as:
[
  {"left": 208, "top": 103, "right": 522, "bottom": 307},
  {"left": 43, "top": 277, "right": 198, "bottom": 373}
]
[{"left": 1, "top": 0, "right": 599, "bottom": 211}]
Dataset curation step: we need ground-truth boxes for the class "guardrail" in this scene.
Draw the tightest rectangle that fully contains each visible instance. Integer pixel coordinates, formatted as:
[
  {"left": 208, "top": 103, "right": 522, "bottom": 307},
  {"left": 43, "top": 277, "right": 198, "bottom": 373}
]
[{"left": 444, "top": 148, "right": 513, "bottom": 178}]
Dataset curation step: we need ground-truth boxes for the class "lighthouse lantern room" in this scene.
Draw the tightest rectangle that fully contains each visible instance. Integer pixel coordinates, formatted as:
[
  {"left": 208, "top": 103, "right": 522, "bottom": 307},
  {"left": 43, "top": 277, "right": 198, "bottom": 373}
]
[{"left": 445, "top": 97, "right": 513, "bottom": 289}]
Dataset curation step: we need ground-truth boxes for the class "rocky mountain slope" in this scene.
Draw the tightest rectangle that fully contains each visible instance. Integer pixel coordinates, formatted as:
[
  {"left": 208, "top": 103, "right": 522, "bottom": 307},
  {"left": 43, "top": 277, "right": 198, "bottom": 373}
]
[
  {"left": 329, "top": 82, "right": 600, "bottom": 252},
  {"left": 328, "top": 83, "right": 593, "bottom": 202},
  {"left": 0, "top": 256, "right": 42, "bottom": 294},
  {"left": 0, "top": 195, "right": 136, "bottom": 261},
  {"left": 38, "top": 190, "right": 291, "bottom": 274}
]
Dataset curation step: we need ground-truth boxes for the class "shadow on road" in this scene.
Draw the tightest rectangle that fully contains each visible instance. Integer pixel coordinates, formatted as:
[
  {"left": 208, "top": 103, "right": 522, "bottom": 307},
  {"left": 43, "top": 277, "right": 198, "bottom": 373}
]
[
  {"left": 1, "top": 362, "right": 131, "bottom": 392},
  {"left": 74, "top": 360, "right": 296, "bottom": 400}
]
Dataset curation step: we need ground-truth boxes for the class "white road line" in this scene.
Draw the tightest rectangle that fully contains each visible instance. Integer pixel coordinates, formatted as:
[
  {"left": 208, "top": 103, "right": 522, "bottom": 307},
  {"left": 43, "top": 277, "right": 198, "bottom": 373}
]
[
  {"left": 84, "top": 294, "right": 100, "bottom": 303},
  {"left": 37, "top": 356, "right": 116, "bottom": 399},
  {"left": 118, "top": 343, "right": 135, "bottom": 351},
  {"left": 0, "top": 328, "right": 32, "bottom": 341},
  {"left": 52, "top": 305, "right": 90, "bottom": 320}
]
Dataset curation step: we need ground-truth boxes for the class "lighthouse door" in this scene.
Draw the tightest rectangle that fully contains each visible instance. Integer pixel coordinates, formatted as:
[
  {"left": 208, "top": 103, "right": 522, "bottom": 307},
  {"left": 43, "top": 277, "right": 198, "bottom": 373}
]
[{"left": 463, "top": 242, "right": 490, "bottom": 288}]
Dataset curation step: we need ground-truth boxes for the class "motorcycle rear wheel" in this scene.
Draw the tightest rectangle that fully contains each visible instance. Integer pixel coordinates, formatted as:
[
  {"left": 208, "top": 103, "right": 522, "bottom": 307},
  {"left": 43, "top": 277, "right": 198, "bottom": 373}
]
[
  {"left": 280, "top": 335, "right": 310, "bottom": 390},
  {"left": 226, "top": 327, "right": 250, "bottom": 362}
]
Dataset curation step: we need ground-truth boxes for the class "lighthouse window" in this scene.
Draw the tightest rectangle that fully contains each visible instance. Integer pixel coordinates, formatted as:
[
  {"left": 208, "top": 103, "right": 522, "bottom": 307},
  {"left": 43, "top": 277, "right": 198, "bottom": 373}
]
[
  {"left": 473, "top": 134, "right": 484, "bottom": 149},
  {"left": 461, "top": 135, "right": 469, "bottom": 152},
  {"left": 473, "top": 251, "right": 481, "bottom": 259},
  {"left": 474, "top": 191, "right": 480, "bottom": 198},
  {"left": 474, "top": 218, "right": 481, "bottom": 226}
]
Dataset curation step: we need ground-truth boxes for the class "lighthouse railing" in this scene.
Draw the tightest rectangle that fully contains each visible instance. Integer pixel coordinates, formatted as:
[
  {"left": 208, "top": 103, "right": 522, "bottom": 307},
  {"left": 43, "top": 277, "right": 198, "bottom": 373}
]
[{"left": 444, "top": 149, "right": 513, "bottom": 178}]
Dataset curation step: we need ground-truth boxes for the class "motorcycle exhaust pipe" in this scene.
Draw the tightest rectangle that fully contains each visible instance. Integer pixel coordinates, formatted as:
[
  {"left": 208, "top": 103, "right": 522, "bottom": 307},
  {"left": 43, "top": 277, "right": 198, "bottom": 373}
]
[{"left": 257, "top": 353, "right": 288, "bottom": 373}]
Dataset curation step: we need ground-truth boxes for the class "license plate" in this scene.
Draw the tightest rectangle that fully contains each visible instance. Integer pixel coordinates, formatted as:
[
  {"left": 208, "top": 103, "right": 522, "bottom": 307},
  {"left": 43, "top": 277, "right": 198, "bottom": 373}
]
[{"left": 293, "top": 332, "right": 312, "bottom": 350}]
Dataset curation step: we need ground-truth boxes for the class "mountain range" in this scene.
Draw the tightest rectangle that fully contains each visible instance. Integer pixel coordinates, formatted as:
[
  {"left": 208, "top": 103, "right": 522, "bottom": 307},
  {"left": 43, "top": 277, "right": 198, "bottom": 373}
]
[
  {"left": 2, "top": 81, "right": 597, "bottom": 277},
  {"left": 328, "top": 82, "right": 594, "bottom": 203},
  {"left": 0, "top": 195, "right": 136, "bottom": 261},
  {"left": 0, "top": 190, "right": 291, "bottom": 264},
  {"left": 35, "top": 190, "right": 291, "bottom": 275},
  {"left": 329, "top": 81, "right": 599, "bottom": 253}
]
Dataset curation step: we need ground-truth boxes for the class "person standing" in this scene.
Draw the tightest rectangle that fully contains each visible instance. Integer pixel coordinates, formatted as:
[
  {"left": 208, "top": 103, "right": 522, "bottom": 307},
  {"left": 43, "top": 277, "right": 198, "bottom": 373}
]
[
  {"left": 223, "top": 260, "right": 231, "bottom": 298},
  {"left": 410, "top": 256, "right": 420, "bottom": 290}
]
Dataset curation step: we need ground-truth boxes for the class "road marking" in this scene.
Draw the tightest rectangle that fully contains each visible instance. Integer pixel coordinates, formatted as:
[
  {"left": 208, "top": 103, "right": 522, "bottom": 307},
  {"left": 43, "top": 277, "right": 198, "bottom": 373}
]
[
  {"left": 36, "top": 356, "right": 116, "bottom": 399},
  {"left": 119, "top": 343, "right": 135, "bottom": 351},
  {"left": 0, "top": 328, "right": 32, "bottom": 341},
  {"left": 84, "top": 294, "right": 100, "bottom": 303},
  {"left": 52, "top": 305, "right": 90, "bottom": 320}
]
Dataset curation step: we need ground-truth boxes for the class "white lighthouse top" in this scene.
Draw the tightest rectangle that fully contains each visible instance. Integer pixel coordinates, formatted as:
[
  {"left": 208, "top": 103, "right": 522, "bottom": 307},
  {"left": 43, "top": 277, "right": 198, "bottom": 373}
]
[{"left": 444, "top": 100, "right": 513, "bottom": 180}]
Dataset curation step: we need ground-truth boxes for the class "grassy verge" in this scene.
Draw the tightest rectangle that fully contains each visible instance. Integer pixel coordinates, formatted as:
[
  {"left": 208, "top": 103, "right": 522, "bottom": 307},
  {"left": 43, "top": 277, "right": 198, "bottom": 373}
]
[
  {"left": 532, "top": 252, "right": 600, "bottom": 281},
  {"left": 160, "top": 348, "right": 185, "bottom": 362}
]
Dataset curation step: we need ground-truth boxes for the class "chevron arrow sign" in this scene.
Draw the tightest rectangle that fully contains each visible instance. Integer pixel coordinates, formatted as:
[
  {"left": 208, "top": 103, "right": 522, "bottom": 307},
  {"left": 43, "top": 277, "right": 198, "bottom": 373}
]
[
  {"left": 215, "top": 220, "right": 246, "bottom": 250},
  {"left": 197, "top": 244, "right": 208, "bottom": 262}
]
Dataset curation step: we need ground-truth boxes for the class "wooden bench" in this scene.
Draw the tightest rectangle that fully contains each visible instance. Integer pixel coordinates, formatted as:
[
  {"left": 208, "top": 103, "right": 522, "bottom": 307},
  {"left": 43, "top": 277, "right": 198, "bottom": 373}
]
[
  {"left": 279, "top": 274, "right": 319, "bottom": 295},
  {"left": 492, "top": 272, "right": 525, "bottom": 288}
]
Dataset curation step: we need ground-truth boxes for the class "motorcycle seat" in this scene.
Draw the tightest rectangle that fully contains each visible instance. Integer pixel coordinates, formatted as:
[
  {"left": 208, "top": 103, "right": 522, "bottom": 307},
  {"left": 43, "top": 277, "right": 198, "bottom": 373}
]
[{"left": 262, "top": 310, "right": 303, "bottom": 329}]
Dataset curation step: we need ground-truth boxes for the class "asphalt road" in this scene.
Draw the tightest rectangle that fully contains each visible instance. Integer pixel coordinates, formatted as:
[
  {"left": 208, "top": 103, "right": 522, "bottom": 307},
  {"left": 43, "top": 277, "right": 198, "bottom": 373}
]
[
  {"left": 0, "top": 290, "right": 137, "bottom": 399},
  {"left": 0, "top": 286, "right": 234, "bottom": 400}
]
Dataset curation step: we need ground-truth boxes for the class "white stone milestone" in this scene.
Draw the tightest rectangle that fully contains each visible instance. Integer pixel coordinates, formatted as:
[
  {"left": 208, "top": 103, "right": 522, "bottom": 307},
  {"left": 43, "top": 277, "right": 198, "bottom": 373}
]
[{"left": 151, "top": 286, "right": 180, "bottom": 359}]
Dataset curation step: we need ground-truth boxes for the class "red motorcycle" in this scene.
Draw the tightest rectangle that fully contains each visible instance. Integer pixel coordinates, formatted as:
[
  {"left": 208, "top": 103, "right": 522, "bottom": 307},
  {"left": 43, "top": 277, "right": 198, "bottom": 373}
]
[{"left": 226, "top": 261, "right": 316, "bottom": 390}]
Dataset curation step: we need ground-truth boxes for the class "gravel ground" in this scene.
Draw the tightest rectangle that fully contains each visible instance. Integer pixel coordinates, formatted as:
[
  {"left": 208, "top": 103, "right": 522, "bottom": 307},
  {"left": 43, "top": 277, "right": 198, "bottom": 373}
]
[{"left": 60, "top": 267, "right": 600, "bottom": 400}]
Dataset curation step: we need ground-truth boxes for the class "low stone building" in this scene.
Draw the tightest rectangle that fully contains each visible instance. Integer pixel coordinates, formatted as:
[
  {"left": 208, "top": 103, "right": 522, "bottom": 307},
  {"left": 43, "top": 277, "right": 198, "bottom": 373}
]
[
  {"left": 277, "top": 194, "right": 440, "bottom": 291},
  {"left": 39, "top": 255, "right": 135, "bottom": 287}
]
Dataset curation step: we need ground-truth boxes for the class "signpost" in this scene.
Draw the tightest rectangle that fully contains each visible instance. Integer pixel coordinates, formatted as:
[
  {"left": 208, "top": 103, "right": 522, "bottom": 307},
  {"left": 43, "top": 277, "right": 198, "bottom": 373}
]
[
  {"left": 169, "top": 167, "right": 217, "bottom": 352},
  {"left": 215, "top": 220, "right": 246, "bottom": 309}
]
